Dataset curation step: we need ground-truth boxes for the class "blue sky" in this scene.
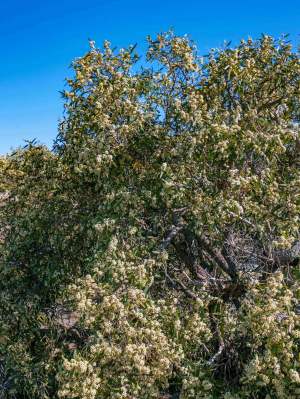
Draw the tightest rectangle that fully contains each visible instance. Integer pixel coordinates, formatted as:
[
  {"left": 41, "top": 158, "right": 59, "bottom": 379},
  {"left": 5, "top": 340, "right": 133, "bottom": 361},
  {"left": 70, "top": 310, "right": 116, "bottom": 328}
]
[{"left": 0, "top": 0, "right": 299, "bottom": 154}]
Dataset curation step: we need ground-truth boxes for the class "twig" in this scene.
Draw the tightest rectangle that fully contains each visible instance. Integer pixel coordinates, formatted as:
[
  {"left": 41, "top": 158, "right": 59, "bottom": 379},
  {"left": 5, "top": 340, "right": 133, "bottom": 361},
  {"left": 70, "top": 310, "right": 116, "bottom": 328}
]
[
  {"left": 164, "top": 268, "right": 199, "bottom": 300},
  {"left": 208, "top": 342, "right": 225, "bottom": 365},
  {"left": 197, "top": 235, "right": 238, "bottom": 281},
  {"left": 159, "top": 223, "right": 185, "bottom": 251},
  {"left": 208, "top": 324, "right": 225, "bottom": 366}
]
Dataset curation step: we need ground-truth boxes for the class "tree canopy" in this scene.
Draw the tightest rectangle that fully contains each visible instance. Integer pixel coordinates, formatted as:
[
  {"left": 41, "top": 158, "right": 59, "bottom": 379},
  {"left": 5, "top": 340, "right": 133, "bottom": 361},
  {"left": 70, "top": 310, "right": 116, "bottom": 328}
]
[{"left": 0, "top": 32, "right": 299, "bottom": 399}]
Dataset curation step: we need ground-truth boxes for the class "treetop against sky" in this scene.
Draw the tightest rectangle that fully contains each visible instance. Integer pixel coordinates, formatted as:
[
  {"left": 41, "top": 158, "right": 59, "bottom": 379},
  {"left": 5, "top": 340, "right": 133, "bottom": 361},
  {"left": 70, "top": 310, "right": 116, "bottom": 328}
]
[{"left": 0, "top": 0, "right": 299, "bottom": 154}]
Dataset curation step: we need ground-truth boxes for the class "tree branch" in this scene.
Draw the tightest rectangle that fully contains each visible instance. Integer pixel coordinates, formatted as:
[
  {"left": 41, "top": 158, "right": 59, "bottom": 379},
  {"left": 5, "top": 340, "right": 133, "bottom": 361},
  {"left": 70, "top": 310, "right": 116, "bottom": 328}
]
[
  {"left": 197, "top": 235, "right": 238, "bottom": 281},
  {"left": 159, "top": 223, "right": 185, "bottom": 251},
  {"left": 164, "top": 268, "right": 199, "bottom": 300},
  {"left": 274, "top": 240, "right": 300, "bottom": 266}
]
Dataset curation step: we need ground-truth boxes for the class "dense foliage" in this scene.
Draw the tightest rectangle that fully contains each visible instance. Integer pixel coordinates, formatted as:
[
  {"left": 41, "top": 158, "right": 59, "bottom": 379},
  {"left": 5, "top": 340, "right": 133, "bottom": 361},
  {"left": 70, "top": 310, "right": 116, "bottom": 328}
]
[{"left": 0, "top": 32, "right": 299, "bottom": 399}]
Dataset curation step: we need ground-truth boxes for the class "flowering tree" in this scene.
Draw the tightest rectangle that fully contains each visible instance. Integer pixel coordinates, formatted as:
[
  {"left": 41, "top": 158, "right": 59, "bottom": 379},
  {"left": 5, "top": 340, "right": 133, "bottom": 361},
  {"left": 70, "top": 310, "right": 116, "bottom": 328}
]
[{"left": 0, "top": 32, "right": 299, "bottom": 399}]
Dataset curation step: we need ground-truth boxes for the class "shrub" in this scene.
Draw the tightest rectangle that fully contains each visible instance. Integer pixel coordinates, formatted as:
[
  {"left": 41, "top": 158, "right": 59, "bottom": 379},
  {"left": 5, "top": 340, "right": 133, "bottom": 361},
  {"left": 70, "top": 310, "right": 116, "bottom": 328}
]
[{"left": 0, "top": 32, "right": 299, "bottom": 398}]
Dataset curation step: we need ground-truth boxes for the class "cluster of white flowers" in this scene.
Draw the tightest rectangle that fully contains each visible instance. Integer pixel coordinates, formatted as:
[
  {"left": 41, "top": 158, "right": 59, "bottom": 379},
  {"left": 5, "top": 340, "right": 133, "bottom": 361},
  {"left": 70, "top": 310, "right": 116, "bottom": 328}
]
[
  {"left": 180, "top": 367, "right": 214, "bottom": 399},
  {"left": 238, "top": 272, "right": 300, "bottom": 398},
  {"left": 96, "top": 151, "right": 113, "bottom": 165},
  {"left": 57, "top": 358, "right": 100, "bottom": 399},
  {"left": 183, "top": 313, "right": 212, "bottom": 342},
  {"left": 59, "top": 254, "right": 184, "bottom": 398}
]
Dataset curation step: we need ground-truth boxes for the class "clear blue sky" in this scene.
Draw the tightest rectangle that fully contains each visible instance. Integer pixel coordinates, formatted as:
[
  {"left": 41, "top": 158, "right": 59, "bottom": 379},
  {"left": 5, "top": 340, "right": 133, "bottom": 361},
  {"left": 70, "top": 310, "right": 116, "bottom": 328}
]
[{"left": 0, "top": 0, "right": 299, "bottom": 154}]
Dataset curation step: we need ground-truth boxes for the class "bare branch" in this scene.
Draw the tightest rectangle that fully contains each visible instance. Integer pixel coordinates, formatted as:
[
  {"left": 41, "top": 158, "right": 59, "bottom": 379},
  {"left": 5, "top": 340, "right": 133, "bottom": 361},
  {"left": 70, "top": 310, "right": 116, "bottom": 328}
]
[
  {"left": 159, "top": 223, "right": 185, "bottom": 251},
  {"left": 197, "top": 235, "right": 238, "bottom": 281},
  {"left": 208, "top": 319, "right": 225, "bottom": 366},
  {"left": 164, "top": 268, "right": 199, "bottom": 300},
  {"left": 208, "top": 342, "right": 225, "bottom": 366},
  {"left": 274, "top": 240, "right": 300, "bottom": 266}
]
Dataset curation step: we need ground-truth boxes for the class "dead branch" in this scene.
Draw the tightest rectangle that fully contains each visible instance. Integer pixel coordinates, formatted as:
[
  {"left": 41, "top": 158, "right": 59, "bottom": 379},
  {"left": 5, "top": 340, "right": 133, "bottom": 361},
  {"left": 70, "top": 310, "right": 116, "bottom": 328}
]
[
  {"left": 197, "top": 235, "right": 238, "bottom": 281},
  {"left": 164, "top": 268, "right": 199, "bottom": 300},
  {"left": 159, "top": 223, "right": 185, "bottom": 252}
]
